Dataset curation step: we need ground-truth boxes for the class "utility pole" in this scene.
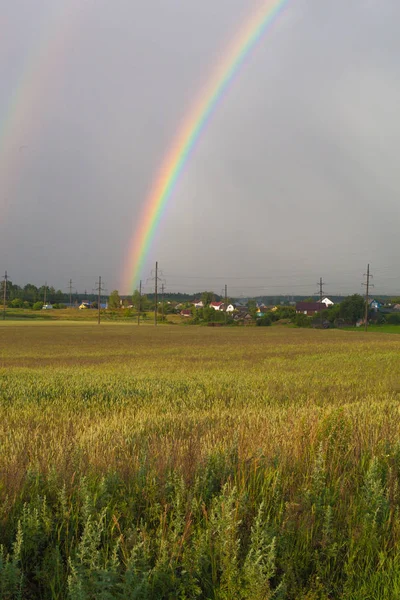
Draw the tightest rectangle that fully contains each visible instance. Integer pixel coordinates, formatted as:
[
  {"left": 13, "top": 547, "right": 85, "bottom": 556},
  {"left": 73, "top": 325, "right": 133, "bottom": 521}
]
[
  {"left": 2, "top": 271, "right": 8, "bottom": 321},
  {"left": 147, "top": 262, "right": 164, "bottom": 326},
  {"left": 362, "top": 264, "right": 373, "bottom": 332},
  {"left": 224, "top": 284, "right": 228, "bottom": 324},
  {"left": 43, "top": 281, "right": 47, "bottom": 306},
  {"left": 161, "top": 283, "right": 165, "bottom": 322},
  {"left": 154, "top": 261, "right": 158, "bottom": 326},
  {"left": 316, "top": 277, "right": 326, "bottom": 327},
  {"left": 137, "top": 280, "right": 142, "bottom": 326},
  {"left": 94, "top": 276, "right": 105, "bottom": 325},
  {"left": 69, "top": 279, "right": 73, "bottom": 308}
]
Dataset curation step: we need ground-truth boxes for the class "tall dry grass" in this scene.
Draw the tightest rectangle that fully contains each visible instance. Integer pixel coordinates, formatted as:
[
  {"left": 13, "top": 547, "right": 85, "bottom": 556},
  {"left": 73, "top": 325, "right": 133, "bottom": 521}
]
[{"left": 1, "top": 324, "right": 400, "bottom": 598}]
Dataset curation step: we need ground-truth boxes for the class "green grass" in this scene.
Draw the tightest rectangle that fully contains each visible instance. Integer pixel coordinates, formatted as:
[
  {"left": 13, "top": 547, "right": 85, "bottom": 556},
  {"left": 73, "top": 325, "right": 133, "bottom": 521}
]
[{"left": 1, "top": 323, "right": 400, "bottom": 598}]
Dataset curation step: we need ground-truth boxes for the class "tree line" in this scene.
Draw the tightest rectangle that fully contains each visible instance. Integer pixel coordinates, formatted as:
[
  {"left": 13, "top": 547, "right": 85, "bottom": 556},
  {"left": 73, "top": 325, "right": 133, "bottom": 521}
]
[{"left": 0, "top": 281, "right": 98, "bottom": 308}]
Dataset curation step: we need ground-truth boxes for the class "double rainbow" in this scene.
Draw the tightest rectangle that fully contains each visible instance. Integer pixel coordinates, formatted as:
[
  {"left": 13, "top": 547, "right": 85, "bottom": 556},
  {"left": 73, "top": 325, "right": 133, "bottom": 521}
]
[
  {"left": 122, "top": 0, "right": 289, "bottom": 292},
  {"left": 0, "top": 2, "right": 89, "bottom": 218}
]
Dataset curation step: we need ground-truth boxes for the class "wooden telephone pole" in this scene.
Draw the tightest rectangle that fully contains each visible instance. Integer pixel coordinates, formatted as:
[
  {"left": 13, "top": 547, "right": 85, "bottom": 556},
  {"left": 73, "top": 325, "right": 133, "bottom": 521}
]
[
  {"left": 2, "top": 271, "right": 8, "bottom": 320},
  {"left": 224, "top": 284, "right": 228, "bottom": 324},
  {"left": 362, "top": 264, "right": 373, "bottom": 332},
  {"left": 154, "top": 261, "right": 158, "bottom": 326},
  {"left": 94, "top": 276, "right": 105, "bottom": 324},
  {"left": 137, "top": 280, "right": 142, "bottom": 326}
]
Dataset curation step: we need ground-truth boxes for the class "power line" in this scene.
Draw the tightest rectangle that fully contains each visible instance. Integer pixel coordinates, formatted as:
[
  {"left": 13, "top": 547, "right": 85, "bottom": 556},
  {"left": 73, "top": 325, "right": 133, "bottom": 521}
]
[
  {"left": 68, "top": 279, "right": 73, "bottom": 309},
  {"left": 362, "top": 264, "right": 374, "bottom": 332},
  {"left": 224, "top": 283, "right": 228, "bottom": 324},
  {"left": 315, "top": 277, "right": 326, "bottom": 327},
  {"left": 137, "top": 280, "right": 142, "bottom": 326},
  {"left": 2, "top": 271, "right": 8, "bottom": 321},
  {"left": 161, "top": 282, "right": 165, "bottom": 322},
  {"left": 147, "top": 262, "right": 165, "bottom": 326},
  {"left": 94, "top": 276, "right": 106, "bottom": 325}
]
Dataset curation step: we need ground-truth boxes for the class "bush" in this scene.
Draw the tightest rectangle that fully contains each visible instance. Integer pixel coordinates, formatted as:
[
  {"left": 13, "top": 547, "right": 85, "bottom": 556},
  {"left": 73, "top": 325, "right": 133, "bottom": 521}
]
[
  {"left": 10, "top": 298, "right": 24, "bottom": 308},
  {"left": 387, "top": 313, "right": 400, "bottom": 325},
  {"left": 32, "top": 301, "right": 43, "bottom": 310},
  {"left": 256, "top": 315, "right": 272, "bottom": 326},
  {"left": 294, "top": 313, "right": 312, "bottom": 328}
]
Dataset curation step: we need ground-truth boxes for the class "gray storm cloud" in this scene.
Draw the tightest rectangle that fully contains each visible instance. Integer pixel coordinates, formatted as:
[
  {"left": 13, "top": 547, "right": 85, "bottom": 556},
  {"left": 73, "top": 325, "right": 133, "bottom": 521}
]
[{"left": 1, "top": 0, "right": 399, "bottom": 295}]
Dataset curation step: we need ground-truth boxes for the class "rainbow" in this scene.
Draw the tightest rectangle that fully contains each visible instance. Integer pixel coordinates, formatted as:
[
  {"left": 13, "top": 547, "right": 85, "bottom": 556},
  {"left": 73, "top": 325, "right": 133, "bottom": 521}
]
[
  {"left": 0, "top": 2, "right": 88, "bottom": 216},
  {"left": 122, "top": 0, "right": 289, "bottom": 292}
]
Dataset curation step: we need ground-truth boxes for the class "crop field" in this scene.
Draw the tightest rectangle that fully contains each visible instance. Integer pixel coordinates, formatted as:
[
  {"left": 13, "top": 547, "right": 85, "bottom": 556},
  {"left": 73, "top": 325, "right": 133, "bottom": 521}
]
[{"left": 1, "top": 323, "right": 400, "bottom": 599}]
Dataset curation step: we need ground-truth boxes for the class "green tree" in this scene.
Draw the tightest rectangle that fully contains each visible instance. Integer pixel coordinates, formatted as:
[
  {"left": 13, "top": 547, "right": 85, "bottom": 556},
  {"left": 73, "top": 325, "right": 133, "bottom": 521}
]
[
  {"left": 338, "top": 294, "right": 365, "bottom": 324},
  {"left": 132, "top": 290, "right": 150, "bottom": 313},
  {"left": 24, "top": 284, "right": 39, "bottom": 303},
  {"left": 132, "top": 290, "right": 141, "bottom": 311},
  {"left": 108, "top": 290, "right": 121, "bottom": 310},
  {"left": 248, "top": 300, "right": 258, "bottom": 320},
  {"left": 10, "top": 298, "right": 24, "bottom": 308},
  {"left": 32, "top": 301, "right": 43, "bottom": 310},
  {"left": 294, "top": 313, "right": 311, "bottom": 327},
  {"left": 201, "top": 291, "right": 215, "bottom": 307}
]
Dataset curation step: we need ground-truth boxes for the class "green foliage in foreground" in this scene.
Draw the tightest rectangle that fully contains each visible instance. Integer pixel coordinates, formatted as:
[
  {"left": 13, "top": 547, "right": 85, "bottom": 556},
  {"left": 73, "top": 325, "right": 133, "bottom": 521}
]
[{"left": 1, "top": 324, "right": 400, "bottom": 598}]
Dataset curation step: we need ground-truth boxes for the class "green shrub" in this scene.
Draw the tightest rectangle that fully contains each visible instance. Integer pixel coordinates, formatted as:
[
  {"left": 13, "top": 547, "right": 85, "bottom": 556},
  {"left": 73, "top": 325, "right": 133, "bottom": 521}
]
[
  {"left": 387, "top": 313, "right": 400, "bottom": 325},
  {"left": 294, "top": 313, "right": 312, "bottom": 327},
  {"left": 256, "top": 315, "right": 272, "bottom": 326}
]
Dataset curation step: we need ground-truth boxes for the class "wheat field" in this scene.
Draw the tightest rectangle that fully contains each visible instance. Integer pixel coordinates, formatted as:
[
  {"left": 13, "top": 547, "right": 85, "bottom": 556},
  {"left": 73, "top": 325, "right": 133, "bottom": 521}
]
[{"left": 1, "top": 322, "right": 400, "bottom": 599}]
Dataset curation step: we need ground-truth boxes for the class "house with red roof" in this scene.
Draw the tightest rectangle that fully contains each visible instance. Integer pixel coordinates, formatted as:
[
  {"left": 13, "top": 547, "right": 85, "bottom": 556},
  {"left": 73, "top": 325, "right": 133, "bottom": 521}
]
[
  {"left": 210, "top": 302, "right": 225, "bottom": 311},
  {"left": 295, "top": 302, "right": 323, "bottom": 316}
]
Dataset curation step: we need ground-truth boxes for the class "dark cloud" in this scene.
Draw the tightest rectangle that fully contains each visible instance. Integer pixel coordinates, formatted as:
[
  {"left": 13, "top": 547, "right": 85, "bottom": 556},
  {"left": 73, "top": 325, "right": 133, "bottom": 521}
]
[{"left": 1, "top": 0, "right": 399, "bottom": 295}]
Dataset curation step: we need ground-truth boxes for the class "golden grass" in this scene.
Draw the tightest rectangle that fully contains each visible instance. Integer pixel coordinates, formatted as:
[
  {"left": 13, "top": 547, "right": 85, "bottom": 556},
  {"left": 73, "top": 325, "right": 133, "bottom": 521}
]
[{"left": 1, "top": 323, "right": 400, "bottom": 598}]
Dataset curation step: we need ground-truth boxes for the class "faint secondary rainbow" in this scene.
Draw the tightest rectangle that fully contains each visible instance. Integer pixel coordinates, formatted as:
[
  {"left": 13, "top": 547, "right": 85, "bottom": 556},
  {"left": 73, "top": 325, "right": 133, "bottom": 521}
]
[
  {"left": 123, "top": 0, "right": 289, "bottom": 291},
  {"left": 0, "top": 2, "right": 88, "bottom": 219}
]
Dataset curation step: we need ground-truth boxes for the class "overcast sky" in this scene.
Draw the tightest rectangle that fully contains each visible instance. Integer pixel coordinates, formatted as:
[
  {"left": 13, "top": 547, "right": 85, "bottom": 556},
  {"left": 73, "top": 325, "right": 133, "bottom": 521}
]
[{"left": 1, "top": 0, "right": 399, "bottom": 296}]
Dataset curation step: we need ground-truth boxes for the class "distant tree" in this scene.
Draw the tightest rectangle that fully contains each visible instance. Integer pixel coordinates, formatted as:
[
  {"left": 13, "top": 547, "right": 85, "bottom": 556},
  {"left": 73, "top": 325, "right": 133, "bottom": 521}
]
[
  {"left": 10, "top": 298, "right": 24, "bottom": 308},
  {"left": 108, "top": 290, "right": 121, "bottom": 310},
  {"left": 325, "top": 304, "right": 340, "bottom": 323},
  {"left": 24, "top": 284, "right": 39, "bottom": 303},
  {"left": 32, "top": 301, "right": 43, "bottom": 310},
  {"left": 131, "top": 291, "right": 150, "bottom": 313},
  {"left": 132, "top": 289, "right": 141, "bottom": 311},
  {"left": 338, "top": 294, "right": 365, "bottom": 324},
  {"left": 247, "top": 300, "right": 258, "bottom": 320},
  {"left": 201, "top": 291, "right": 215, "bottom": 307}
]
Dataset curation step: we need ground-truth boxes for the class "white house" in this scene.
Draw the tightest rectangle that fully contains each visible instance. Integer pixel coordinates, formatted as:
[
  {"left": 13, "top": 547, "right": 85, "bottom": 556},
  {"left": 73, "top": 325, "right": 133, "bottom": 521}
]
[
  {"left": 321, "top": 298, "right": 334, "bottom": 307},
  {"left": 193, "top": 300, "right": 204, "bottom": 309},
  {"left": 226, "top": 304, "right": 235, "bottom": 313},
  {"left": 210, "top": 302, "right": 224, "bottom": 311}
]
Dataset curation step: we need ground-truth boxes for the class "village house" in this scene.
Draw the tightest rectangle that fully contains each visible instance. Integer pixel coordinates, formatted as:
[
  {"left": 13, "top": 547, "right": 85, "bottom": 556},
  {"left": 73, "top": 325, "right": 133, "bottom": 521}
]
[
  {"left": 180, "top": 309, "right": 192, "bottom": 317},
  {"left": 369, "top": 299, "right": 382, "bottom": 311},
  {"left": 295, "top": 302, "right": 323, "bottom": 316},
  {"left": 321, "top": 297, "right": 334, "bottom": 307},
  {"left": 193, "top": 300, "right": 204, "bottom": 309},
  {"left": 210, "top": 302, "right": 225, "bottom": 311}
]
